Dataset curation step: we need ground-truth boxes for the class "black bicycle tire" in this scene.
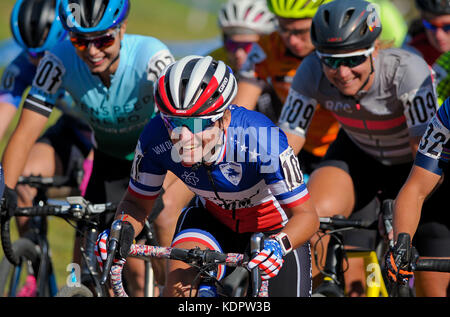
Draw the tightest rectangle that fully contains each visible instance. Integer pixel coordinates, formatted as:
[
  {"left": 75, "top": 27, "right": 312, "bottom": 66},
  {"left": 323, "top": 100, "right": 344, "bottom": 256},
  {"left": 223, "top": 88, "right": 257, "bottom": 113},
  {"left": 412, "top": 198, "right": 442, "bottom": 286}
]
[
  {"left": 56, "top": 284, "right": 94, "bottom": 297},
  {"left": 0, "top": 238, "right": 40, "bottom": 297}
]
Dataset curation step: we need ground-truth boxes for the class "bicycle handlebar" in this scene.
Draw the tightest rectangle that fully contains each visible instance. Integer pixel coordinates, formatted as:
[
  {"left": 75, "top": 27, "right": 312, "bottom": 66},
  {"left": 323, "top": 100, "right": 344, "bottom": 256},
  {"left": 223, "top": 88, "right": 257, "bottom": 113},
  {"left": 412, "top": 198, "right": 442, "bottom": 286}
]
[
  {"left": 319, "top": 216, "right": 375, "bottom": 230},
  {"left": 0, "top": 196, "right": 116, "bottom": 266},
  {"left": 17, "top": 175, "right": 72, "bottom": 188},
  {"left": 110, "top": 244, "right": 250, "bottom": 297},
  {"left": 415, "top": 258, "right": 450, "bottom": 272}
]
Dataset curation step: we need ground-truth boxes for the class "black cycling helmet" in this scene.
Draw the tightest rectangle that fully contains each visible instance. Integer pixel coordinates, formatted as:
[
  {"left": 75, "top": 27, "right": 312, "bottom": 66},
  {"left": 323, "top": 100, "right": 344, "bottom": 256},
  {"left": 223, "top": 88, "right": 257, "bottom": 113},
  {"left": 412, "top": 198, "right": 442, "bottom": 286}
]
[
  {"left": 415, "top": 0, "right": 450, "bottom": 15},
  {"left": 311, "top": 0, "right": 382, "bottom": 51}
]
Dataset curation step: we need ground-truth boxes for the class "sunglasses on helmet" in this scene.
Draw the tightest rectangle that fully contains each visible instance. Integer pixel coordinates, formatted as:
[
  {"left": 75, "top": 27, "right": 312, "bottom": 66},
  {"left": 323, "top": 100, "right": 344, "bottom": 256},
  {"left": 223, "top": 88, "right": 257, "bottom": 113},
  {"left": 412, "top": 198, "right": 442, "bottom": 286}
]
[
  {"left": 316, "top": 46, "right": 374, "bottom": 70},
  {"left": 161, "top": 113, "right": 222, "bottom": 133},
  {"left": 422, "top": 19, "right": 450, "bottom": 32},
  {"left": 70, "top": 27, "right": 120, "bottom": 51}
]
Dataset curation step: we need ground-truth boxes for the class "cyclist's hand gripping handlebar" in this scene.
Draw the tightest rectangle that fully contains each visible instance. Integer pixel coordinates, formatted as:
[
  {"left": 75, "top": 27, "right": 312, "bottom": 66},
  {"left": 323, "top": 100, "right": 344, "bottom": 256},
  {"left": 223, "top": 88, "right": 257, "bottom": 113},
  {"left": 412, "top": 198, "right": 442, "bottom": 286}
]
[{"left": 99, "top": 219, "right": 135, "bottom": 285}]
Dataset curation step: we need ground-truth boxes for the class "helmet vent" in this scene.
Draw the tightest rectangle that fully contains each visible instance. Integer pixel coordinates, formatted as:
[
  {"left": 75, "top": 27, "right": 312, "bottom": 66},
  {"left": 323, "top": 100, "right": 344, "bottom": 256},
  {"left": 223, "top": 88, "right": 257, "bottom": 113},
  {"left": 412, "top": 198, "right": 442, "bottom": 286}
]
[
  {"left": 342, "top": 9, "right": 354, "bottom": 27},
  {"left": 323, "top": 9, "right": 330, "bottom": 25},
  {"left": 360, "top": 22, "right": 368, "bottom": 36}
]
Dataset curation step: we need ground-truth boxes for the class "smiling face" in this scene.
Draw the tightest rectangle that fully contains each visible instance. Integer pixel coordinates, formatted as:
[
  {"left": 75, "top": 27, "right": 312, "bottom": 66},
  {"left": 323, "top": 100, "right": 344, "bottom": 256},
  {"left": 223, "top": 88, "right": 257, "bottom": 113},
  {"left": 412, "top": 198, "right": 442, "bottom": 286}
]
[
  {"left": 320, "top": 47, "right": 377, "bottom": 97},
  {"left": 70, "top": 22, "right": 127, "bottom": 76},
  {"left": 163, "top": 111, "right": 231, "bottom": 166}
]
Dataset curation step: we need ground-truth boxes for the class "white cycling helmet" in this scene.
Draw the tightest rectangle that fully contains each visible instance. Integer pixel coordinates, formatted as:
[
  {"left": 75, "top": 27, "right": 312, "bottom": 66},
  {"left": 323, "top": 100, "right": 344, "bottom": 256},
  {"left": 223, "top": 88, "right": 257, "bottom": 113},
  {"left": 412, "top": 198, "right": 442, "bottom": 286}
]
[{"left": 218, "top": 0, "right": 277, "bottom": 35}]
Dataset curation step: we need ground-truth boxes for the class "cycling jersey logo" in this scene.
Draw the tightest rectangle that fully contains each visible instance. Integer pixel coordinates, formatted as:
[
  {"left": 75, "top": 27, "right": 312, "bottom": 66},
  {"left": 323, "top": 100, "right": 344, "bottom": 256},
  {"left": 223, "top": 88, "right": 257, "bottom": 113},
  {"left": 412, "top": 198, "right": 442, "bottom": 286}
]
[
  {"left": 181, "top": 171, "right": 199, "bottom": 186},
  {"left": 219, "top": 162, "right": 242, "bottom": 186}
]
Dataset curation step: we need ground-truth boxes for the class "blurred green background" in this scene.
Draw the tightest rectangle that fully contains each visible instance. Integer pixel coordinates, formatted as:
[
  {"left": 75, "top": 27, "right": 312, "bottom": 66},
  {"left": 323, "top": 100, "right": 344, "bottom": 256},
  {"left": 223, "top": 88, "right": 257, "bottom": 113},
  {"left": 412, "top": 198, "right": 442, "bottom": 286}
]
[{"left": 0, "top": 0, "right": 420, "bottom": 294}]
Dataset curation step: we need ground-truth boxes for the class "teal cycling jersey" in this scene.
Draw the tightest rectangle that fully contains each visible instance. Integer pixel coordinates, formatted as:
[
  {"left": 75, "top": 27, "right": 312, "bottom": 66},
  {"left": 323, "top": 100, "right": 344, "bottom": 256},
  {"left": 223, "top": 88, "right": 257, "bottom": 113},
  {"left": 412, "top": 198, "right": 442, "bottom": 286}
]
[{"left": 23, "top": 34, "right": 174, "bottom": 160}]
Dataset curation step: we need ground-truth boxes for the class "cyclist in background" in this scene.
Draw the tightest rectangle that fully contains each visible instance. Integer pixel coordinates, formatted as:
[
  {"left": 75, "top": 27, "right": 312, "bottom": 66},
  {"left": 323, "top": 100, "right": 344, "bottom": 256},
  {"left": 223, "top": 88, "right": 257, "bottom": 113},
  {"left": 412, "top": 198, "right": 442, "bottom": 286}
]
[
  {"left": 96, "top": 55, "right": 319, "bottom": 297},
  {"left": 209, "top": 0, "right": 281, "bottom": 123},
  {"left": 0, "top": 0, "right": 191, "bottom": 296},
  {"left": 387, "top": 97, "right": 450, "bottom": 297},
  {"left": 405, "top": 1, "right": 450, "bottom": 105},
  {"left": 0, "top": 0, "right": 95, "bottom": 237},
  {"left": 278, "top": 0, "right": 440, "bottom": 296},
  {"left": 0, "top": 0, "right": 90, "bottom": 297},
  {"left": 406, "top": 0, "right": 450, "bottom": 65},
  {"left": 0, "top": 0, "right": 63, "bottom": 141},
  {"left": 234, "top": 0, "right": 339, "bottom": 177}
]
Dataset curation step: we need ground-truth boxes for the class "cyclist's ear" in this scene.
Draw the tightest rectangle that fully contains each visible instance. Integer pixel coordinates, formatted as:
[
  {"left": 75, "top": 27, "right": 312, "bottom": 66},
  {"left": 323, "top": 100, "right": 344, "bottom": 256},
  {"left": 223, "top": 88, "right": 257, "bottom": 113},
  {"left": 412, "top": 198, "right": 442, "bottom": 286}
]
[{"left": 119, "top": 20, "right": 128, "bottom": 39}]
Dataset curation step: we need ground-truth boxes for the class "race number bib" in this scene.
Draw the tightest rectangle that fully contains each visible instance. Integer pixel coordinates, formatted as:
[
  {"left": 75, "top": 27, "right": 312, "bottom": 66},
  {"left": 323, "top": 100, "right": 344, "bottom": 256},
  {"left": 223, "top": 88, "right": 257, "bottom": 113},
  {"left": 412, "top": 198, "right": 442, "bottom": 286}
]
[
  {"left": 32, "top": 53, "right": 65, "bottom": 95},
  {"left": 130, "top": 141, "right": 144, "bottom": 181},
  {"left": 279, "top": 88, "right": 317, "bottom": 137},
  {"left": 147, "top": 49, "right": 175, "bottom": 82},
  {"left": 418, "top": 115, "right": 450, "bottom": 160},
  {"left": 0, "top": 64, "right": 20, "bottom": 92},
  {"left": 279, "top": 147, "right": 303, "bottom": 191},
  {"left": 402, "top": 87, "right": 437, "bottom": 129}
]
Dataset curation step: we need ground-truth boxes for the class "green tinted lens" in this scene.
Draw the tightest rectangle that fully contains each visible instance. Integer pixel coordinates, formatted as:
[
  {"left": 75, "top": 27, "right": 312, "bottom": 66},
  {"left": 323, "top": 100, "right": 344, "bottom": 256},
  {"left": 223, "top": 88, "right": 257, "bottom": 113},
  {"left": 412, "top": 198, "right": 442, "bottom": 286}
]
[
  {"left": 166, "top": 117, "right": 214, "bottom": 132},
  {"left": 322, "top": 55, "right": 368, "bottom": 69}
]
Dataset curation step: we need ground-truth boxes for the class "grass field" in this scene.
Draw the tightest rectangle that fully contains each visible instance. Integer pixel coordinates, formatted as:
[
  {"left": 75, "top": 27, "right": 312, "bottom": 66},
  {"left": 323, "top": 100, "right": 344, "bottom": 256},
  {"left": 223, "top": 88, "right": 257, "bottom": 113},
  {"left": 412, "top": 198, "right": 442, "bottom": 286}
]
[{"left": 0, "top": 0, "right": 226, "bottom": 293}]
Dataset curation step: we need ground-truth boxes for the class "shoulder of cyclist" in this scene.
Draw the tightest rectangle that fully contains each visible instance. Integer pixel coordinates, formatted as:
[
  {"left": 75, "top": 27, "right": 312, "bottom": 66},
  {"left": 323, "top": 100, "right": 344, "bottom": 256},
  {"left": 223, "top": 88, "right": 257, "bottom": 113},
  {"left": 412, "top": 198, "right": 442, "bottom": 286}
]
[
  {"left": 122, "top": 34, "right": 174, "bottom": 81},
  {"left": 0, "top": 51, "right": 36, "bottom": 109},
  {"left": 414, "top": 97, "right": 450, "bottom": 176}
]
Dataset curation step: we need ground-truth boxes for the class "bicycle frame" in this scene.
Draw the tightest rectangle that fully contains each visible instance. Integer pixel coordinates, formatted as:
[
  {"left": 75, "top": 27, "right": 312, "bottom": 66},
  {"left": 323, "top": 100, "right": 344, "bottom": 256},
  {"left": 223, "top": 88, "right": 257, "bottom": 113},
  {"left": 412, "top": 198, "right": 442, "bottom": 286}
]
[
  {"left": 313, "top": 215, "right": 389, "bottom": 297},
  {"left": 346, "top": 250, "right": 388, "bottom": 297}
]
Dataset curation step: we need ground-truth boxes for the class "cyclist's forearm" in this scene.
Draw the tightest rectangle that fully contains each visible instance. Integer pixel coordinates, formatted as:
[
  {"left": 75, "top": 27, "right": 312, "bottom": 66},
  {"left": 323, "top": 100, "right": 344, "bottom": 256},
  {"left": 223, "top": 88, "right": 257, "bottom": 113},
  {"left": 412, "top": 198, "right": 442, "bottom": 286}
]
[
  {"left": 282, "top": 199, "right": 319, "bottom": 250},
  {"left": 114, "top": 193, "right": 155, "bottom": 238},
  {"left": 0, "top": 102, "right": 17, "bottom": 140},
  {"left": 285, "top": 132, "right": 305, "bottom": 156},
  {"left": 393, "top": 166, "right": 440, "bottom": 240},
  {"left": 393, "top": 188, "right": 422, "bottom": 241},
  {"left": 2, "top": 110, "right": 48, "bottom": 188},
  {"left": 233, "top": 80, "right": 262, "bottom": 110}
]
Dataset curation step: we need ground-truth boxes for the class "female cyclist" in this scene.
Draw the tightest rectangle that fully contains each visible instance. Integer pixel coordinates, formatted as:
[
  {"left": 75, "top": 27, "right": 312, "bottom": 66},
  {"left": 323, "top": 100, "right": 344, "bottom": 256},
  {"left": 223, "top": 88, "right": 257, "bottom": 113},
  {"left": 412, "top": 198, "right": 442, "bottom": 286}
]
[
  {"left": 96, "top": 55, "right": 319, "bottom": 297},
  {"left": 278, "top": 0, "right": 442, "bottom": 296}
]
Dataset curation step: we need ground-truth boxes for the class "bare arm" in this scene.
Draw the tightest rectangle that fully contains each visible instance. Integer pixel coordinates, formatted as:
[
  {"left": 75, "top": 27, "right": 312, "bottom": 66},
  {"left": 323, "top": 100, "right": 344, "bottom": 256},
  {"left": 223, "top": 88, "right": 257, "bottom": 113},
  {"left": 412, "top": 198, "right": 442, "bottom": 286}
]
[
  {"left": 0, "top": 102, "right": 17, "bottom": 141},
  {"left": 233, "top": 80, "right": 263, "bottom": 110},
  {"left": 114, "top": 189, "right": 157, "bottom": 238},
  {"left": 2, "top": 108, "right": 49, "bottom": 188},
  {"left": 281, "top": 198, "right": 319, "bottom": 250},
  {"left": 409, "top": 136, "right": 421, "bottom": 159},
  {"left": 393, "top": 165, "right": 441, "bottom": 240},
  {"left": 285, "top": 132, "right": 306, "bottom": 156}
]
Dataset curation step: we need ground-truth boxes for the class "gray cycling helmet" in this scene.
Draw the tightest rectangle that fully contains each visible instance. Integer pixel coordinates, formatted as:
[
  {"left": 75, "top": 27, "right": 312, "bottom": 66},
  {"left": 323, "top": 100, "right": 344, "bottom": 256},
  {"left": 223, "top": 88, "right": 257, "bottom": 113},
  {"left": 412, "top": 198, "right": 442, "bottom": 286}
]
[
  {"left": 415, "top": 0, "right": 450, "bottom": 15},
  {"left": 311, "top": 0, "right": 382, "bottom": 51}
]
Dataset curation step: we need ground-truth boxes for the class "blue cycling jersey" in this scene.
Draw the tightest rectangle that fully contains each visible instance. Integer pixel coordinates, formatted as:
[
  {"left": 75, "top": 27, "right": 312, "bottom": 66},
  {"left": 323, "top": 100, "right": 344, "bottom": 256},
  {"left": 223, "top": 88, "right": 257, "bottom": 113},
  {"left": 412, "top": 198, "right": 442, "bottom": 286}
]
[
  {"left": 23, "top": 34, "right": 174, "bottom": 160},
  {"left": 129, "top": 105, "right": 310, "bottom": 233},
  {"left": 415, "top": 97, "right": 450, "bottom": 175},
  {"left": 0, "top": 50, "right": 77, "bottom": 115},
  {"left": 0, "top": 52, "right": 36, "bottom": 108}
]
